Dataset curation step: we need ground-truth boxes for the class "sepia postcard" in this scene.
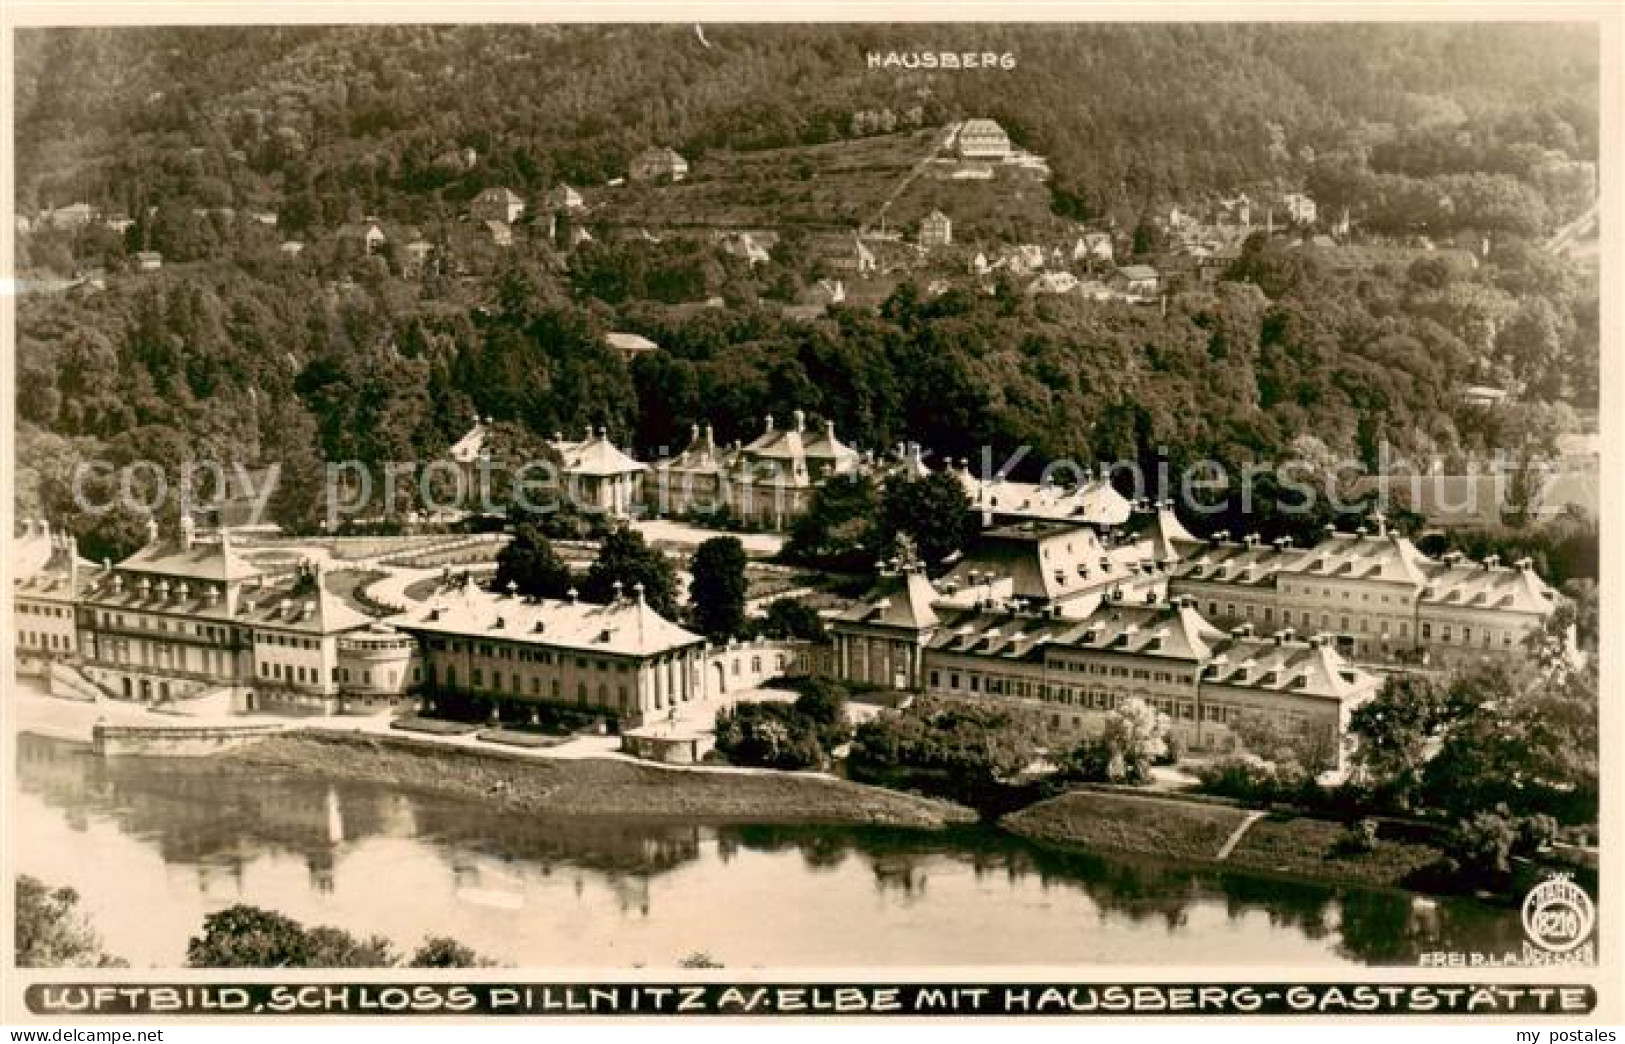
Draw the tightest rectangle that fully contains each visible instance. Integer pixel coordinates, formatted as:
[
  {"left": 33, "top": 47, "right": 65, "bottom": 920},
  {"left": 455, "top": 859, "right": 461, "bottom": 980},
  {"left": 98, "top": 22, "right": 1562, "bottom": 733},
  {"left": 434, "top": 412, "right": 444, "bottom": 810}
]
[{"left": 2, "top": 1, "right": 1619, "bottom": 1027}]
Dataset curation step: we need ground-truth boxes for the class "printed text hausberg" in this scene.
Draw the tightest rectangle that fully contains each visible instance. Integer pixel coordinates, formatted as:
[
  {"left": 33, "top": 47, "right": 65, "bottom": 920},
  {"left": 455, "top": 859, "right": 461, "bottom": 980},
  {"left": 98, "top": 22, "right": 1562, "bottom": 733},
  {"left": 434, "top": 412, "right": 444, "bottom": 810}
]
[{"left": 867, "top": 50, "right": 1017, "bottom": 70}]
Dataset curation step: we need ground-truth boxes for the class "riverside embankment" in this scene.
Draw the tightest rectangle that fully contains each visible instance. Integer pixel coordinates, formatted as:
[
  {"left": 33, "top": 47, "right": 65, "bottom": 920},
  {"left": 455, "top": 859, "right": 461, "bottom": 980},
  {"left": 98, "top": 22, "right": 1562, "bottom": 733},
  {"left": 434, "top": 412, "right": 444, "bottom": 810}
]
[{"left": 221, "top": 730, "right": 978, "bottom": 828}]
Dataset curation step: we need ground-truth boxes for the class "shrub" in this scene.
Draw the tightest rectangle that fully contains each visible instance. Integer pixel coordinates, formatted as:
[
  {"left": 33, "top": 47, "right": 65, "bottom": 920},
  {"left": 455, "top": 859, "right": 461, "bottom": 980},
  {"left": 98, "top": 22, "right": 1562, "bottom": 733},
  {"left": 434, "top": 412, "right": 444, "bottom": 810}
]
[
  {"left": 714, "top": 701, "right": 824, "bottom": 770},
  {"left": 1448, "top": 810, "right": 1519, "bottom": 887},
  {"left": 1336, "top": 817, "right": 1381, "bottom": 856},
  {"left": 1194, "top": 755, "right": 1284, "bottom": 803}
]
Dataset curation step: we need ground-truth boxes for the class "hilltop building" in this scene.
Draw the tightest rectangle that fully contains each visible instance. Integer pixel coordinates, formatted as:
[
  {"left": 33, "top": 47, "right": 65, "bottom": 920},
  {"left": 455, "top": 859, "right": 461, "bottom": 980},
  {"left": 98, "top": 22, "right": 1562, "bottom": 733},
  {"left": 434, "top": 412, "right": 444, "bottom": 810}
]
[{"left": 956, "top": 119, "right": 1012, "bottom": 160}]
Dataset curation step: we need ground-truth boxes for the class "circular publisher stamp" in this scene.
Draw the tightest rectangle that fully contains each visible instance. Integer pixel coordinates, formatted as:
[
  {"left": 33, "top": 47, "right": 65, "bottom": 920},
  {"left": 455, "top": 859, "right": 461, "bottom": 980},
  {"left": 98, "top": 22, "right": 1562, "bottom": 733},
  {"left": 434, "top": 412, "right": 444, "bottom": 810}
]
[{"left": 1521, "top": 875, "right": 1595, "bottom": 953}]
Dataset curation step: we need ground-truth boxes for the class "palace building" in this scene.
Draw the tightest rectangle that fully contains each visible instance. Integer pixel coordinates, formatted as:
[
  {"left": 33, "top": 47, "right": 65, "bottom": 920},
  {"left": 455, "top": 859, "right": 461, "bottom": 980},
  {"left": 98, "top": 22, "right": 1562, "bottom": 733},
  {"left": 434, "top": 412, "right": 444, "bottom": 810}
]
[
  {"left": 829, "top": 560, "right": 1379, "bottom": 766},
  {"left": 395, "top": 577, "right": 707, "bottom": 728},
  {"left": 1164, "top": 510, "right": 1562, "bottom": 667},
  {"left": 68, "top": 518, "right": 418, "bottom": 713},
  {"left": 548, "top": 428, "right": 647, "bottom": 519},
  {"left": 646, "top": 412, "right": 861, "bottom": 530},
  {"left": 934, "top": 518, "right": 1169, "bottom": 616},
  {"left": 13, "top": 520, "right": 91, "bottom": 675}
]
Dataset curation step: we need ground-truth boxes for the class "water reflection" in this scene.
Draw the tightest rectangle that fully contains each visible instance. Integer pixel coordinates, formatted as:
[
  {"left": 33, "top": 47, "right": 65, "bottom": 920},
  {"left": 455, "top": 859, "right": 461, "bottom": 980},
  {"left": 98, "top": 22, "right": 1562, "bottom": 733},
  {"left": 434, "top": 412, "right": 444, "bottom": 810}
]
[{"left": 15, "top": 733, "right": 1522, "bottom": 967}]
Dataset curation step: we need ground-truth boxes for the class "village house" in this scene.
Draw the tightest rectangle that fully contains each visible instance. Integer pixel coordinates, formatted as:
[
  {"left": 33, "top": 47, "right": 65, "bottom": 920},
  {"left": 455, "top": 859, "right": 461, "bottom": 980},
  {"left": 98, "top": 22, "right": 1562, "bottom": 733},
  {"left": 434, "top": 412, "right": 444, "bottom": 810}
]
[
  {"left": 1111, "top": 264, "right": 1161, "bottom": 302},
  {"left": 919, "top": 210, "right": 953, "bottom": 248},
  {"left": 629, "top": 147, "right": 689, "bottom": 184},
  {"left": 471, "top": 186, "right": 526, "bottom": 224},
  {"left": 336, "top": 220, "right": 386, "bottom": 255},
  {"left": 1075, "top": 232, "right": 1115, "bottom": 266},
  {"left": 278, "top": 240, "right": 305, "bottom": 261},
  {"left": 132, "top": 251, "right": 164, "bottom": 272},
  {"left": 605, "top": 331, "right": 660, "bottom": 361},
  {"left": 400, "top": 239, "right": 435, "bottom": 276},
  {"left": 547, "top": 184, "right": 585, "bottom": 210},
  {"left": 1280, "top": 192, "right": 1318, "bottom": 226},
  {"left": 1027, "top": 271, "right": 1079, "bottom": 296},
  {"left": 483, "top": 219, "right": 513, "bottom": 247},
  {"left": 43, "top": 202, "right": 98, "bottom": 230}
]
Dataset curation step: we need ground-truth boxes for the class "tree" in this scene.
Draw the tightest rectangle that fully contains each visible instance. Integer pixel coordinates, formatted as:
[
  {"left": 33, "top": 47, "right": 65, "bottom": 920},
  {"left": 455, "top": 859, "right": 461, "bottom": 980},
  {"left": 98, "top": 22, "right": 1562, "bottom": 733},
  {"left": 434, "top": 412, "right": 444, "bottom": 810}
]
[
  {"left": 581, "top": 525, "right": 679, "bottom": 617},
  {"left": 302, "top": 926, "right": 397, "bottom": 968},
  {"left": 1062, "top": 697, "right": 1170, "bottom": 784},
  {"left": 847, "top": 701, "right": 1039, "bottom": 810},
  {"left": 1348, "top": 673, "right": 1468, "bottom": 810},
  {"left": 876, "top": 471, "right": 976, "bottom": 572},
  {"left": 754, "top": 597, "right": 827, "bottom": 642},
  {"left": 793, "top": 677, "right": 853, "bottom": 751},
  {"left": 409, "top": 936, "right": 492, "bottom": 967},
  {"left": 687, "top": 536, "right": 748, "bottom": 639},
  {"left": 186, "top": 906, "right": 316, "bottom": 968},
  {"left": 265, "top": 400, "right": 329, "bottom": 535},
  {"left": 186, "top": 904, "right": 487, "bottom": 969},
  {"left": 15, "top": 876, "right": 123, "bottom": 968},
  {"left": 785, "top": 472, "right": 880, "bottom": 568},
  {"left": 492, "top": 523, "right": 574, "bottom": 599}
]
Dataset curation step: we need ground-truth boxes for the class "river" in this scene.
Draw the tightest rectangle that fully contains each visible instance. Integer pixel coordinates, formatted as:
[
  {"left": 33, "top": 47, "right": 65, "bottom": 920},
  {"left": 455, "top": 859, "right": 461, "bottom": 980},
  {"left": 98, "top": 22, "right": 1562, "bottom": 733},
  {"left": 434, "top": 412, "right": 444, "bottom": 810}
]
[{"left": 13, "top": 727, "right": 1529, "bottom": 969}]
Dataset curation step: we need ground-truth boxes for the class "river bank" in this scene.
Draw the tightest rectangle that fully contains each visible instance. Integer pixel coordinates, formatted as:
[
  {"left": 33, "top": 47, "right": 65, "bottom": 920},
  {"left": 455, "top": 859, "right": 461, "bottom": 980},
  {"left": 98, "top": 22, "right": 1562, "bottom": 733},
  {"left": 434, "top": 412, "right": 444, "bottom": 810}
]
[
  {"left": 221, "top": 731, "right": 978, "bottom": 828},
  {"left": 1003, "top": 790, "right": 1444, "bottom": 891}
]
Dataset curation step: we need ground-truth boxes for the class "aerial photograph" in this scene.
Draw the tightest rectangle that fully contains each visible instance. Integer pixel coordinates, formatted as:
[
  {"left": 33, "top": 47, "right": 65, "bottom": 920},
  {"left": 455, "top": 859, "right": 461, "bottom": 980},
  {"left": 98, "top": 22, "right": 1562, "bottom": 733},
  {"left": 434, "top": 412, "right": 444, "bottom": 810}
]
[{"left": 9, "top": 21, "right": 1601, "bottom": 986}]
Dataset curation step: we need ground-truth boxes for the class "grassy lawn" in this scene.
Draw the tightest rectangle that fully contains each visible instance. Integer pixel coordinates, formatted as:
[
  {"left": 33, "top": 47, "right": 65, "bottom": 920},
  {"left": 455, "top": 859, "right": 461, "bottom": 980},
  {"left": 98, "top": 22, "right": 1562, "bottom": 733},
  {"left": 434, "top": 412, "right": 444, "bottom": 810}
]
[
  {"left": 389, "top": 717, "right": 480, "bottom": 736},
  {"left": 1224, "top": 814, "right": 1443, "bottom": 889},
  {"left": 1003, "top": 790, "right": 1249, "bottom": 862},
  {"left": 476, "top": 728, "right": 569, "bottom": 750}
]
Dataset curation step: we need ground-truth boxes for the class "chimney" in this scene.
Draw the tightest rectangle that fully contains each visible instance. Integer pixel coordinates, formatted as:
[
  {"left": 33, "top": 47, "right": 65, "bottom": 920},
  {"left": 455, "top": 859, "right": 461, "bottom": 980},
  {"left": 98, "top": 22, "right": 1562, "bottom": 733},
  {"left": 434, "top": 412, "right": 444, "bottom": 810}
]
[
  {"left": 567, "top": 587, "right": 579, "bottom": 604},
  {"left": 764, "top": 414, "right": 775, "bottom": 433},
  {"left": 180, "top": 514, "right": 196, "bottom": 550},
  {"left": 793, "top": 409, "right": 805, "bottom": 432}
]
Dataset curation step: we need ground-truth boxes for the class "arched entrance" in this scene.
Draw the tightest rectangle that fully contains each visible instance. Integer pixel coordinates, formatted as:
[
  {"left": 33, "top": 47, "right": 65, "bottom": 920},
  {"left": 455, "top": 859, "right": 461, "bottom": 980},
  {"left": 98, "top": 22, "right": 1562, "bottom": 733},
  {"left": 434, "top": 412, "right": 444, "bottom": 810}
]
[{"left": 711, "top": 661, "right": 727, "bottom": 698}]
